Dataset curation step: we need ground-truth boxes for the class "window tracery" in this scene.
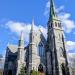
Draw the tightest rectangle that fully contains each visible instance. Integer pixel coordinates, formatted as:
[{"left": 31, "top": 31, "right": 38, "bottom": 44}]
[
  {"left": 38, "top": 42, "right": 45, "bottom": 57},
  {"left": 60, "top": 47, "right": 64, "bottom": 57}
]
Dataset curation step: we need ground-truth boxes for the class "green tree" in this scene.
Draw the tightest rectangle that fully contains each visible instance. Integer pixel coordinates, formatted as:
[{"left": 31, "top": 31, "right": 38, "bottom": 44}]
[
  {"left": 19, "top": 64, "right": 27, "bottom": 75},
  {"left": 31, "top": 70, "right": 39, "bottom": 75}
]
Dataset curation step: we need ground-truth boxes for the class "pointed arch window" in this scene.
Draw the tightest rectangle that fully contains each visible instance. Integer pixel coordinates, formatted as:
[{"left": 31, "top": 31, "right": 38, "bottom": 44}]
[
  {"left": 38, "top": 64, "right": 44, "bottom": 72},
  {"left": 38, "top": 43, "right": 45, "bottom": 57},
  {"left": 60, "top": 47, "right": 64, "bottom": 57},
  {"left": 58, "top": 23, "right": 61, "bottom": 28},
  {"left": 55, "top": 22, "right": 57, "bottom": 27}
]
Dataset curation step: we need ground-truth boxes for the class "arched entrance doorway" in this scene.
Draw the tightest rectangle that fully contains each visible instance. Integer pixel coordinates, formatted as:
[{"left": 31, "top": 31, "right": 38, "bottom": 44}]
[
  {"left": 8, "top": 70, "right": 12, "bottom": 75},
  {"left": 61, "top": 63, "right": 66, "bottom": 75},
  {"left": 38, "top": 64, "right": 44, "bottom": 72}
]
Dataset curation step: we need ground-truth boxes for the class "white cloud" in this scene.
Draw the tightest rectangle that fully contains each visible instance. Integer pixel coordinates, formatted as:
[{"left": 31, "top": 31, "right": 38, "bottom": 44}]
[
  {"left": 44, "top": 1, "right": 50, "bottom": 16},
  {"left": 66, "top": 41, "right": 75, "bottom": 51},
  {"left": 6, "top": 21, "right": 31, "bottom": 43},
  {"left": 46, "top": 1, "right": 50, "bottom": 8},
  {"left": 45, "top": 1, "right": 64, "bottom": 13},
  {"left": 56, "top": 5, "right": 64, "bottom": 13},
  {"left": 65, "top": 41, "right": 75, "bottom": 67},
  {"left": 6, "top": 21, "right": 26, "bottom": 34},
  {"left": 44, "top": 1, "right": 64, "bottom": 17},
  {"left": 68, "top": 53, "right": 75, "bottom": 68},
  {"left": 66, "top": 41, "right": 75, "bottom": 67},
  {"left": 68, "top": 53, "right": 75, "bottom": 59},
  {"left": 6, "top": 21, "right": 47, "bottom": 43},
  {"left": 66, "top": 41, "right": 75, "bottom": 68},
  {"left": 58, "top": 13, "right": 75, "bottom": 33}
]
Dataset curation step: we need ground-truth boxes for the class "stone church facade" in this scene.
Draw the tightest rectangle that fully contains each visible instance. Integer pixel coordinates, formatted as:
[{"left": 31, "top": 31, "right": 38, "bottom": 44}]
[{"left": 4, "top": 0, "right": 70, "bottom": 75}]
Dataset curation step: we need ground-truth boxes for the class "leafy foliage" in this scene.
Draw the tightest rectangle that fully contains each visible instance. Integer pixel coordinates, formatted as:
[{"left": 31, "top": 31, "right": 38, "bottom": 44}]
[
  {"left": 19, "top": 64, "right": 27, "bottom": 75},
  {"left": 31, "top": 70, "right": 40, "bottom": 75}
]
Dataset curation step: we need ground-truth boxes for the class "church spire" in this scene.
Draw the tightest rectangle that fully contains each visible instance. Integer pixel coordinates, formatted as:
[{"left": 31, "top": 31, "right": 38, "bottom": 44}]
[
  {"left": 20, "top": 31, "right": 24, "bottom": 41},
  {"left": 30, "top": 19, "right": 35, "bottom": 43},
  {"left": 31, "top": 19, "right": 35, "bottom": 32},
  {"left": 49, "top": 0, "right": 57, "bottom": 20},
  {"left": 19, "top": 31, "right": 24, "bottom": 47}
]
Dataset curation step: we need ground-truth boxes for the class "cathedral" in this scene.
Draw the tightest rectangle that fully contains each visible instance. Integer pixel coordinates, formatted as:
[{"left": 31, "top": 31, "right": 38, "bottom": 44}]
[{"left": 4, "top": 0, "right": 70, "bottom": 75}]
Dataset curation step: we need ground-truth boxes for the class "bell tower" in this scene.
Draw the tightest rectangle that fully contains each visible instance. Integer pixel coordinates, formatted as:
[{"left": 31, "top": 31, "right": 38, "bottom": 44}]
[{"left": 46, "top": 0, "right": 70, "bottom": 75}]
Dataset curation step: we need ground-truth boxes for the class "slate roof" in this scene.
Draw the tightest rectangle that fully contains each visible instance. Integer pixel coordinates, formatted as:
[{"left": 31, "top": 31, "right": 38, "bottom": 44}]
[{"left": 7, "top": 44, "right": 18, "bottom": 53}]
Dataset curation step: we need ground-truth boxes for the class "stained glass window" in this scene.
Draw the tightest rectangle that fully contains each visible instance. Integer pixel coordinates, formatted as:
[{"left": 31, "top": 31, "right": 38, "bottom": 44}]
[{"left": 38, "top": 43, "right": 45, "bottom": 57}]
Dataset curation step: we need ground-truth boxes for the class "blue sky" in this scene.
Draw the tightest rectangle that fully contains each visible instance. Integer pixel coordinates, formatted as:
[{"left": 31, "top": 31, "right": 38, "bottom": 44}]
[{"left": 0, "top": 0, "right": 75, "bottom": 58}]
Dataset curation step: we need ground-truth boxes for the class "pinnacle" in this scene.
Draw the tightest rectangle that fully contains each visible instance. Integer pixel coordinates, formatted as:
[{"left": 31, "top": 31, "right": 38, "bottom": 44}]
[
  {"left": 50, "top": 0, "right": 57, "bottom": 20},
  {"left": 20, "top": 31, "right": 24, "bottom": 41},
  {"left": 31, "top": 18, "right": 35, "bottom": 31}
]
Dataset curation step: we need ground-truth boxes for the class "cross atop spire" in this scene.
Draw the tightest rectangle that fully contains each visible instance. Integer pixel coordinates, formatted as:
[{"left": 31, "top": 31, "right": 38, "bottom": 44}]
[{"left": 50, "top": 0, "right": 57, "bottom": 20}]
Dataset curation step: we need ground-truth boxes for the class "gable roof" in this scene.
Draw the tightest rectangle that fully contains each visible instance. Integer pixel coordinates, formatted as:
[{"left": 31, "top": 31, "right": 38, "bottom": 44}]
[{"left": 7, "top": 44, "right": 18, "bottom": 53}]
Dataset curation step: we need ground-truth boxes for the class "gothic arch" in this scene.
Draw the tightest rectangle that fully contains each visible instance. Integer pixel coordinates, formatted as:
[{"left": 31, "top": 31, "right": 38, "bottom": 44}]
[
  {"left": 58, "top": 23, "right": 61, "bottom": 28},
  {"left": 38, "top": 42, "right": 45, "bottom": 57},
  {"left": 38, "top": 63, "right": 46, "bottom": 73},
  {"left": 55, "top": 22, "right": 57, "bottom": 27},
  {"left": 59, "top": 47, "right": 64, "bottom": 57}
]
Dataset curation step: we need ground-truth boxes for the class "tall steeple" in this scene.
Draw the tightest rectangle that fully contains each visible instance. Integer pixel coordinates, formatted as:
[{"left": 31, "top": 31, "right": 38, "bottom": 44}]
[
  {"left": 48, "top": 0, "right": 60, "bottom": 30},
  {"left": 49, "top": 0, "right": 57, "bottom": 20},
  {"left": 30, "top": 19, "right": 35, "bottom": 43},
  {"left": 46, "top": 0, "right": 70, "bottom": 75}
]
